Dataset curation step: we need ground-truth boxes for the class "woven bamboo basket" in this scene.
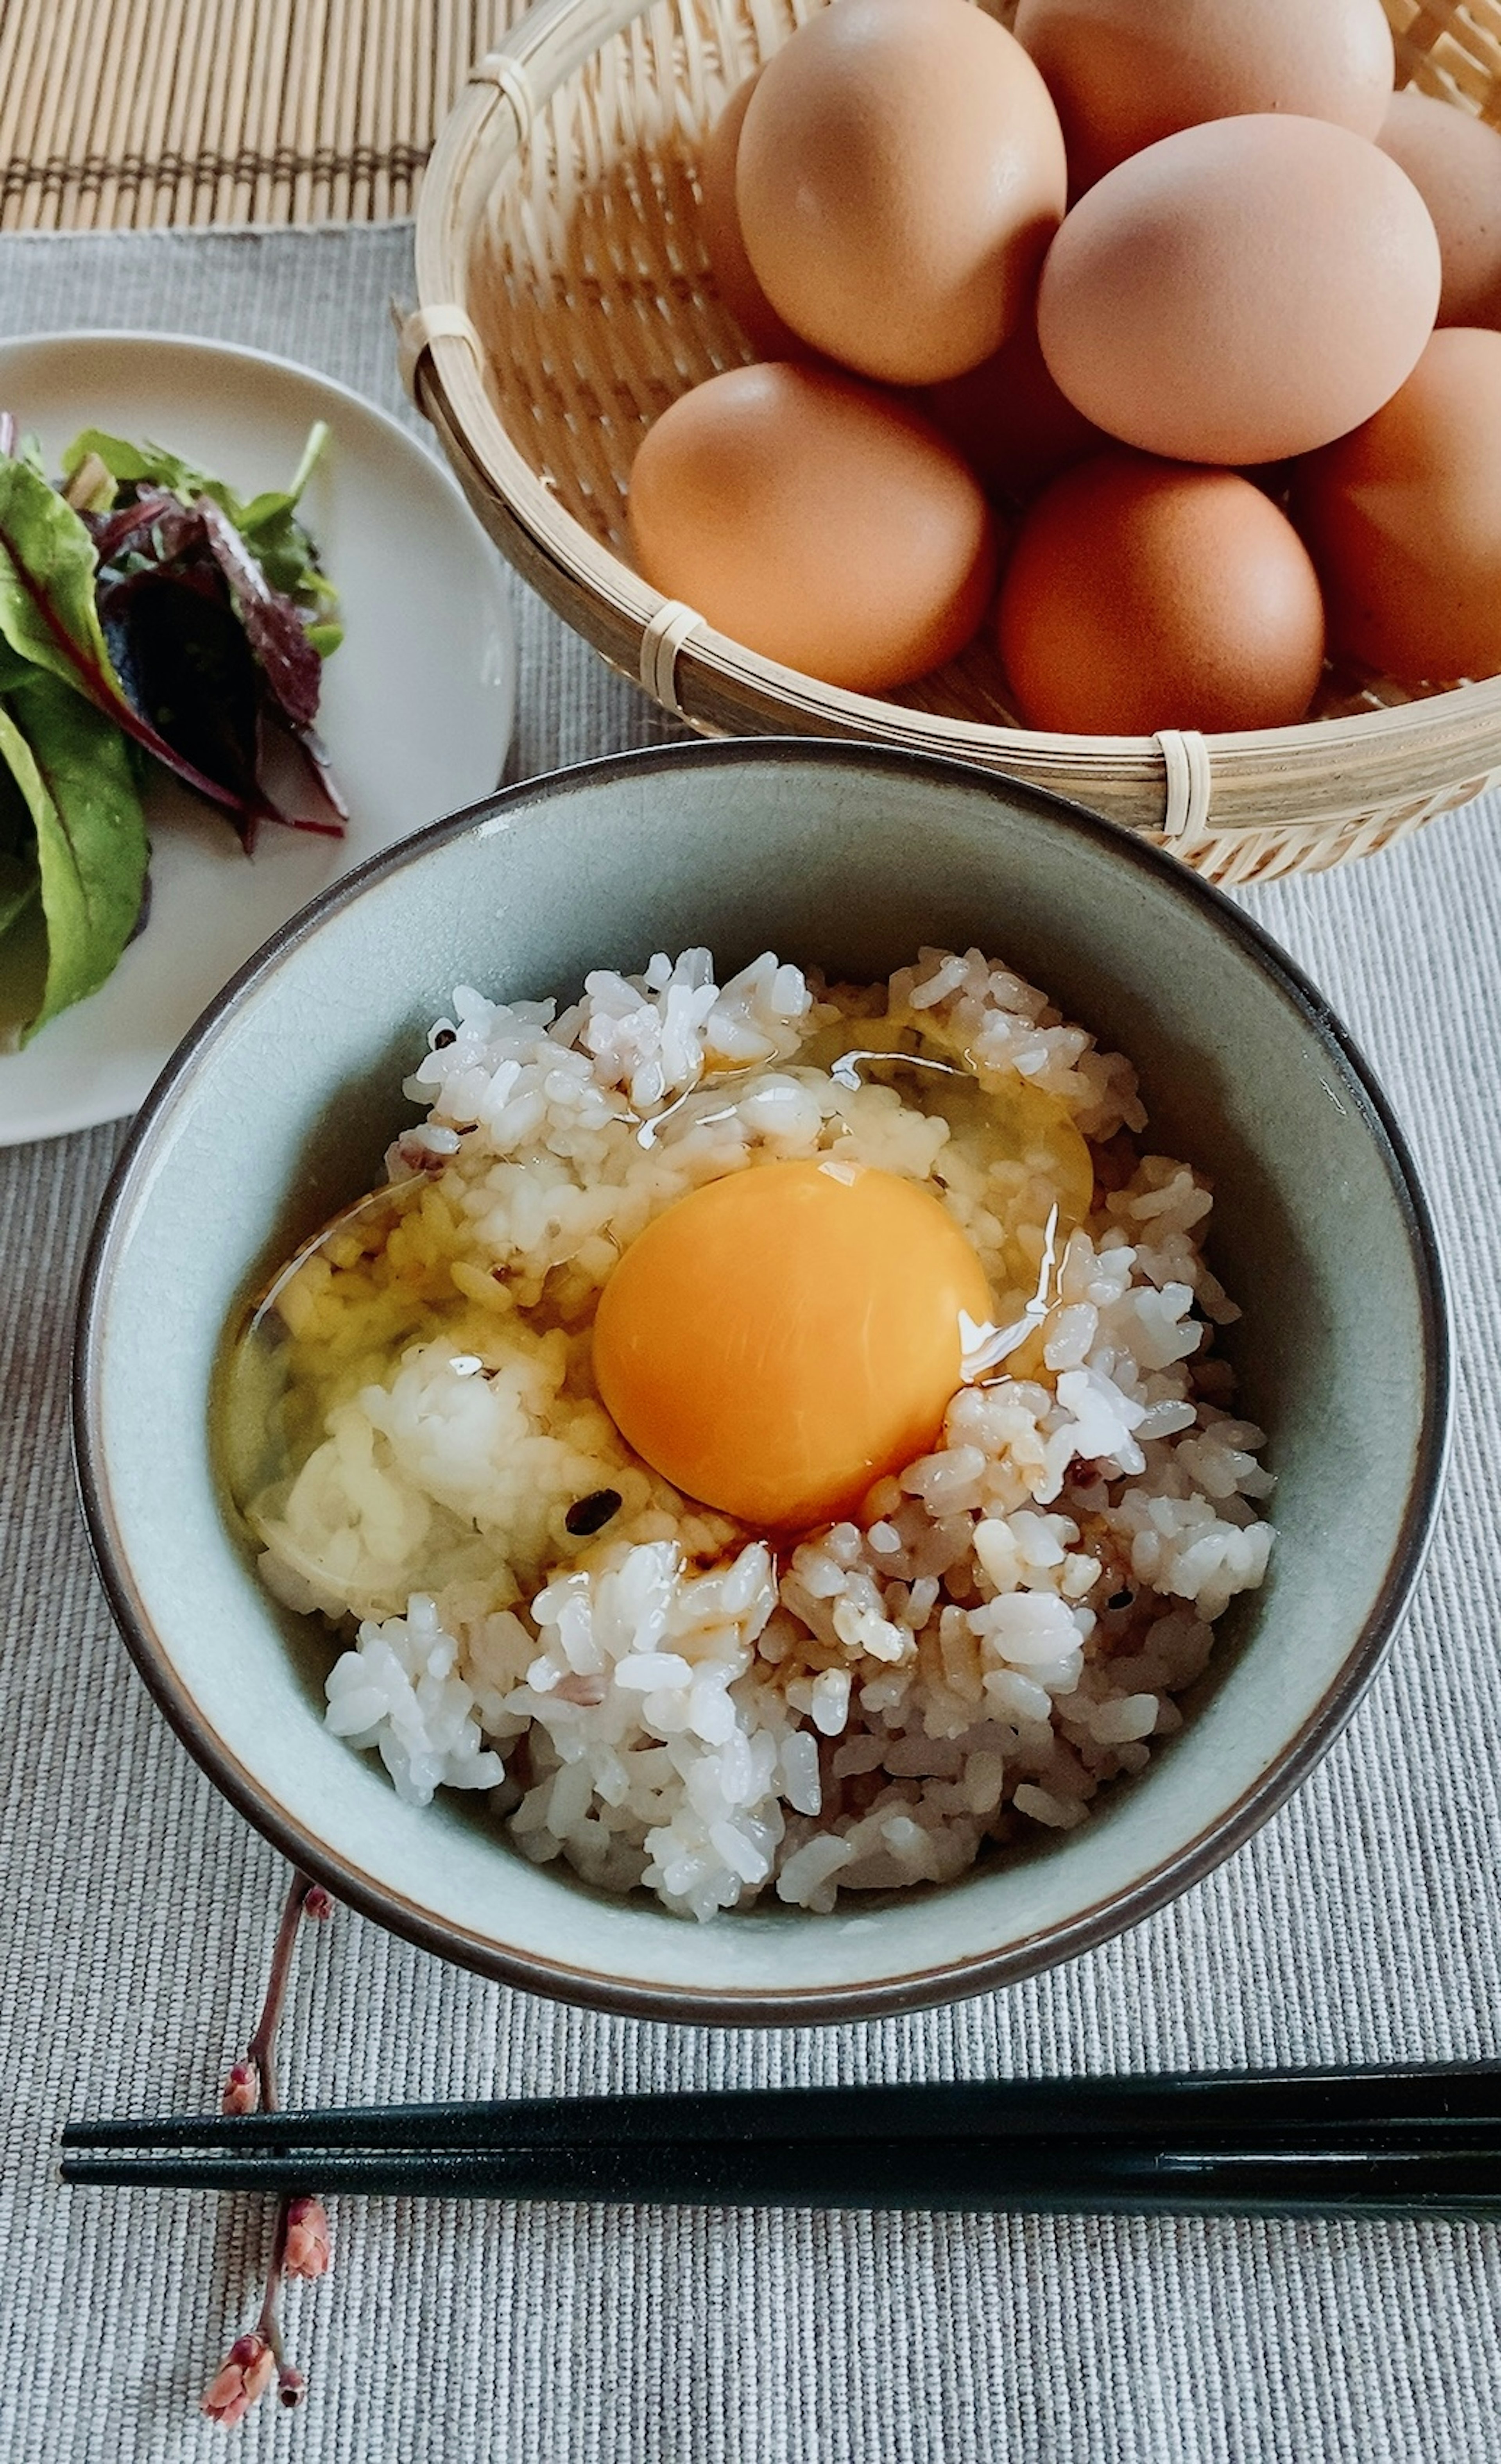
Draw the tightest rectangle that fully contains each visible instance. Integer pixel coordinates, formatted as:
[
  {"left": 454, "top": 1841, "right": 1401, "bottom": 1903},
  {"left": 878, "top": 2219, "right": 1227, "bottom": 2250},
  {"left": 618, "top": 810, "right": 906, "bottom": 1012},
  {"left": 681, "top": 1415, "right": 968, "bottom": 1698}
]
[{"left": 407, "top": 0, "right": 1501, "bottom": 881}]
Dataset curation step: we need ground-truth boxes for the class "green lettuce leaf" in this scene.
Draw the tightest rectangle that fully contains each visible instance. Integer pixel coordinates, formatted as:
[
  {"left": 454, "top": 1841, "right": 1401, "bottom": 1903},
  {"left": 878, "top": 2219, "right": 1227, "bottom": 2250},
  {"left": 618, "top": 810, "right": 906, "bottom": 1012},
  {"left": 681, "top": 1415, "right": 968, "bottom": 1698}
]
[
  {"left": 0, "top": 669, "right": 149, "bottom": 1042},
  {"left": 0, "top": 748, "right": 39, "bottom": 944},
  {"left": 0, "top": 845, "right": 38, "bottom": 945},
  {"left": 0, "top": 451, "right": 127, "bottom": 699},
  {"left": 0, "top": 635, "right": 35, "bottom": 694},
  {"left": 0, "top": 451, "right": 259, "bottom": 816},
  {"left": 60, "top": 419, "right": 342, "bottom": 646},
  {"left": 0, "top": 775, "right": 42, "bottom": 1043}
]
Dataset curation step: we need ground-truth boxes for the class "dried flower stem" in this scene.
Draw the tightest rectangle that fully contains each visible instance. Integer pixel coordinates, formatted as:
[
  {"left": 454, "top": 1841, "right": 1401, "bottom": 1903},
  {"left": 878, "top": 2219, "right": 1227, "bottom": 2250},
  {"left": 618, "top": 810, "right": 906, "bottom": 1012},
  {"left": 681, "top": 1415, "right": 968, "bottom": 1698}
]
[
  {"left": 204, "top": 1868, "right": 332, "bottom": 2423},
  {"left": 254, "top": 2201, "right": 295, "bottom": 2381},
  {"left": 247, "top": 1868, "right": 317, "bottom": 2116}
]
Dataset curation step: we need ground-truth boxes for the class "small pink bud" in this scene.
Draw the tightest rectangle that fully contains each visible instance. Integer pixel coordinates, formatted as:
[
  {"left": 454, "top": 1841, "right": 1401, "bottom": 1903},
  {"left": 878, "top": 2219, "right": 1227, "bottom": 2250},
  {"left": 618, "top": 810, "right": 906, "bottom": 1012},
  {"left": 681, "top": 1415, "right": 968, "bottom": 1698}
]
[
  {"left": 284, "top": 2196, "right": 331, "bottom": 2279},
  {"left": 278, "top": 2366, "right": 307, "bottom": 2409},
  {"left": 303, "top": 1885, "right": 333, "bottom": 1922},
  {"left": 221, "top": 2060, "right": 259, "bottom": 2117},
  {"left": 202, "top": 2333, "right": 276, "bottom": 2425}
]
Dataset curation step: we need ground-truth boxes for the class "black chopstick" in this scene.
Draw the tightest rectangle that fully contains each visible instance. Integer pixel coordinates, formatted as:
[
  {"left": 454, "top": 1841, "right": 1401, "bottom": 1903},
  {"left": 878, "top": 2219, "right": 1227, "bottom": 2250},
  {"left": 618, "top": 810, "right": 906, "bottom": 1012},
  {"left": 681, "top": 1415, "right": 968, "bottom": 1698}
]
[
  {"left": 61, "top": 2061, "right": 1501, "bottom": 2148},
  {"left": 57, "top": 2135, "right": 1501, "bottom": 2214},
  {"left": 59, "top": 2064, "right": 1501, "bottom": 2215}
]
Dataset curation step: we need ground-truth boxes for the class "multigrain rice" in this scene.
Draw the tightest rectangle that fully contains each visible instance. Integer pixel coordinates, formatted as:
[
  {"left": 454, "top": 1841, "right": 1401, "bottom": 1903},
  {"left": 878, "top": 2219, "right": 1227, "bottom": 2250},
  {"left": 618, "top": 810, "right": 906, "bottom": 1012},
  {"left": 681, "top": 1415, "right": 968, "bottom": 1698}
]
[{"left": 247, "top": 948, "right": 1273, "bottom": 1921}]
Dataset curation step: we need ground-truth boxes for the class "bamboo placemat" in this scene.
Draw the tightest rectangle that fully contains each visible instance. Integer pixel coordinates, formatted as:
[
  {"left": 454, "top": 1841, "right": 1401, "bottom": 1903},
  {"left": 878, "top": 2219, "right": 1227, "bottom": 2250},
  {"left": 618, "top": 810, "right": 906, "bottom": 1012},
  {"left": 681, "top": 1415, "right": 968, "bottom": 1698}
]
[
  {"left": 0, "top": 0, "right": 523, "bottom": 230},
  {"left": 7, "top": 0, "right": 1495, "bottom": 235}
]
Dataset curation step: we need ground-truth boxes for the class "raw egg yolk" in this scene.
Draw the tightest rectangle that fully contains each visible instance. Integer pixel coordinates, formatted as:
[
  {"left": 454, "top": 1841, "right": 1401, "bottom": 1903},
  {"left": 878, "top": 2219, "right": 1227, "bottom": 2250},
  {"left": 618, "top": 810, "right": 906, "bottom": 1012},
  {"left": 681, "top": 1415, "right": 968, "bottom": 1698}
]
[{"left": 591, "top": 1158, "right": 994, "bottom": 1531}]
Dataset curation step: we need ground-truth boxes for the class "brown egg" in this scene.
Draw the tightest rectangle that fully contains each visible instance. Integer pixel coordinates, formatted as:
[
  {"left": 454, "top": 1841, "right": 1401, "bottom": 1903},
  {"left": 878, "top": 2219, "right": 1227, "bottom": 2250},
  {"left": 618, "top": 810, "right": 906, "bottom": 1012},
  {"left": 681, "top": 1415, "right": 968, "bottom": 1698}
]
[
  {"left": 997, "top": 448, "right": 1326, "bottom": 733},
  {"left": 1377, "top": 88, "right": 1501, "bottom": 331},
  {"left": 1014, "top": 0, "right": 1394, "bottom": 192},
  {"left": 1292, "top": 327, "right": 1501, "bottom": 685},
  {"left": 736, "top": 0, "right": 1066, "bottom": 385},
  {"left": 1037, "top": 116, "right": 1441, "bottom": 465},
  {"left": 697, "top": 74, "right": 810, "bottom": 360},
  {"left": 628, "top": 364, "right": 998, "bottom": 692},
  {"left": 922, "top": 314, "right": 1107, "bottom": 504}
]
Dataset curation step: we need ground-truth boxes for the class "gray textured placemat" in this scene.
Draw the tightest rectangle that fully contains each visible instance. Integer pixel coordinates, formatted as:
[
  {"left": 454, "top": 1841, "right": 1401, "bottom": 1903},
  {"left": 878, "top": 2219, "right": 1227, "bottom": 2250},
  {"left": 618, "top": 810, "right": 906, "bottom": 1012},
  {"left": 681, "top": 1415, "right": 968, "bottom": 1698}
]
[{"left": 1, "top": 227, "right": 1498, "bottom": 2464}]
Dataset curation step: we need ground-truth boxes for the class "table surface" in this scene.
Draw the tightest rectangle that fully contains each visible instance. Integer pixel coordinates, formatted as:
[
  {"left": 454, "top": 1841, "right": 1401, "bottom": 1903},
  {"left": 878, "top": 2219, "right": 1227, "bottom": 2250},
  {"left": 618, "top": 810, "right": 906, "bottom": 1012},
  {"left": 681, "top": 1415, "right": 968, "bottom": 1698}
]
[{"left": 2, "top": 221, "right": 1500, "bottom": 2464}]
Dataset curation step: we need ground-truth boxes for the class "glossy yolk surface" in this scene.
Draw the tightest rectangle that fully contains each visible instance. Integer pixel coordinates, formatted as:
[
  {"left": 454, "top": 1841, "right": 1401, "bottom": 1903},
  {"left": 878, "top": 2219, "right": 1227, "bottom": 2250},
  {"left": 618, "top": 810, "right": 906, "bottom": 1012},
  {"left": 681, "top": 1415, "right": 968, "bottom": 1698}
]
[{"left": 591, "top": 1158, "right": 995, "bottom": 1531}]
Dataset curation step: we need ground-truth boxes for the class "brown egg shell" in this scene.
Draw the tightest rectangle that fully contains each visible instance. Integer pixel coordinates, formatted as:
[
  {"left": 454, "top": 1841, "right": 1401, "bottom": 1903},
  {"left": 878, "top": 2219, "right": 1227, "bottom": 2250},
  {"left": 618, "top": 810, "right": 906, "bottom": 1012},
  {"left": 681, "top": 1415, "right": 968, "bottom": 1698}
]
[
  {"left": 1014, "top": 0, "right": 1394, "bottom": 193},
  {"left": 1378, "top": 88, "right": 1501, "bottom": 332},
  {"left": 997, "top": 446, "right": 1327, "bottom": 734},
  {"left": 627, "top": 363, "right": 999, "bottom": 694},
  {"left": 1291, "top": 326, "right": 1501, "bottom": 686},
  {"left": 922, "top": 313, "right": 1108, "bottom": 505},
  {"left": 736, "top": 0, "right": 1066, "bottom": 385},
  {"left": 1036, "top": 115, "right": 1442, "bottom": 466},
  {"left": 697, "top": 73, "right": 813, "bottom": 362}
]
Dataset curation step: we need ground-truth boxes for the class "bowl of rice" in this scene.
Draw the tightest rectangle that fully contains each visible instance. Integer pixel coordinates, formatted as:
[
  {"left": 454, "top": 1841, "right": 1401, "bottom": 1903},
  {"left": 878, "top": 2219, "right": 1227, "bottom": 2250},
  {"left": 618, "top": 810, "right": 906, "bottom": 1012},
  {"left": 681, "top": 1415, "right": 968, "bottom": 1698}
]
[{"left": 75, "top": 739, "right": 1447, "bottom": 2022}]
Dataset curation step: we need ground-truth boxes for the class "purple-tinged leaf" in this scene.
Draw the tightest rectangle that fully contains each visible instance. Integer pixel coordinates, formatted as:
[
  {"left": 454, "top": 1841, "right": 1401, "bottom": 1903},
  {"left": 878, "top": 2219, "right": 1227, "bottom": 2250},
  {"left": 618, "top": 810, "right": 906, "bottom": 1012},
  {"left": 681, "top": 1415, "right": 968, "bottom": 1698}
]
[
  {"left": 127, "top": 863, "right": 153, "bottom": 945},
  {"left": 93, "top": 502, "right": 344, "bottom": 843},
  {"left": 292, "top": 721, "right": 348, "bottom": 821},
  {"left": 0, "top": 428, "right": 345, "bottom": 861},
  {"left": 253, "top": 710, "right": 346, "bottom": 844},
  {"left": 85, "top": 485, "right": 204, "bottom": 569},
  {"left": 99, "top": 560, "right": 265, "bottom": 837},
  {"left": 199, "top": 497, "right": 322, "bottom": 732},
  {"left": 0, "top": 453, "right": 255, "bottom": 821}
]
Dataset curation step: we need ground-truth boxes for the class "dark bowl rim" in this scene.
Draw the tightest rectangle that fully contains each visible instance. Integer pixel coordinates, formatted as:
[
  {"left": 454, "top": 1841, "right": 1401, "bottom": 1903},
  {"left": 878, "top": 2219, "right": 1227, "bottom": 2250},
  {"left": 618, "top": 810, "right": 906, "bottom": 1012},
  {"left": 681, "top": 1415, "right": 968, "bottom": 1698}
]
[{"left": 72, "top": 734, "right": 1452, "bottom": 2026}]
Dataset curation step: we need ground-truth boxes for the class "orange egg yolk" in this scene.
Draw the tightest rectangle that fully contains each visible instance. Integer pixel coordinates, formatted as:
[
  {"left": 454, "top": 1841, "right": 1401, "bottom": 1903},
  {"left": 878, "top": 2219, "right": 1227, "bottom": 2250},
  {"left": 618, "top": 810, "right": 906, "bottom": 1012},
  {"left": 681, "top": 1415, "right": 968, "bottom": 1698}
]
[{"left": 591, "top": 1158, "right": 994, "bottom": 1532}]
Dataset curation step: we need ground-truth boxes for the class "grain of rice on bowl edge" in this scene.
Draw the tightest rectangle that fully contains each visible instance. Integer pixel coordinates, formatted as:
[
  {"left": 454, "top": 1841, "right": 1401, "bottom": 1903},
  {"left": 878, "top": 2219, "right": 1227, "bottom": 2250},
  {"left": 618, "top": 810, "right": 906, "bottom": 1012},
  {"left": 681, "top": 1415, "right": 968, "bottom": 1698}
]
[{"left": 234, "top": 946, "right": 1273, "bottom": 1924}]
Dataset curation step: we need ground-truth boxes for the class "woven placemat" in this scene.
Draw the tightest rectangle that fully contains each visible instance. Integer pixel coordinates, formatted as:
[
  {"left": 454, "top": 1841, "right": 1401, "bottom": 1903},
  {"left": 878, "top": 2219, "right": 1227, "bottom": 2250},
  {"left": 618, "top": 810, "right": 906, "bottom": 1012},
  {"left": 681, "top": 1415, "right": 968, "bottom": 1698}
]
[
  {"left": 5, "top": 0, "right": 1497, "bottom": 234},
  {"left": 0, "top": 219, "right": 1498, "bottom": 2464},
  {"left": 0, "top": 0, "right": 521, "bottom": 231}
]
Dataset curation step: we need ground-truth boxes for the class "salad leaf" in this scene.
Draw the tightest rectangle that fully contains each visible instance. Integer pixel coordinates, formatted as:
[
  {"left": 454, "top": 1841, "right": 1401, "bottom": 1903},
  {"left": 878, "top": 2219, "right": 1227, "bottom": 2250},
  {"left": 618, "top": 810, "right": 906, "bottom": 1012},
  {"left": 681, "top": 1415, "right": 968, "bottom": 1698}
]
[
  {"left": 61, "top": 420, "right": 342, "bottom": 650},
  {"left": 86, "top": 487, "right": 204, "bottom": 570},
  {"left": 0, "top": 743, "right": 39, "bottom": 945},
  {"left": 0, "top": 848, "right": 38, "bottom": 946},
  {"left": 98, "top": 547, "right": 264, "bottom": 812},
  {"left": 199, "top": 497, "right": 322, "bottom": 731},
  {"left": 0, "top": 451, "right": 250, "bottom": 820},
  {"left": 0, "top": 415, "right": 343, "bottom": 1041},
  {"left": 0, "top": 417, "right": 46, "bottom": 483},
  {"left": 0, "top": 667, "right": 149, "bottom": 1042},
  {"left": 0, "top": 449, "right": 129, "bottom": 693},
  {"left": 0, "top": 752, "right": 44, "bottom": 1034},
  {"left": 88, "top": 487, "right": 344, "bottom": 835},
  {"left": 0, "top": 635, "right": 36, "bottom": 694}
]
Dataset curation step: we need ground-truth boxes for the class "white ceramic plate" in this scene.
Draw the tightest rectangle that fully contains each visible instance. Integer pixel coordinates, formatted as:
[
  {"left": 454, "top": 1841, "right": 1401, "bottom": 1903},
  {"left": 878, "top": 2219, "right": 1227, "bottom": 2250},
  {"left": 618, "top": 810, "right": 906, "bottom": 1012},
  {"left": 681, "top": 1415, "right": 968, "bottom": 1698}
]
[{"left": 0, "top": 332, "right": 516, "bottom": 1145}]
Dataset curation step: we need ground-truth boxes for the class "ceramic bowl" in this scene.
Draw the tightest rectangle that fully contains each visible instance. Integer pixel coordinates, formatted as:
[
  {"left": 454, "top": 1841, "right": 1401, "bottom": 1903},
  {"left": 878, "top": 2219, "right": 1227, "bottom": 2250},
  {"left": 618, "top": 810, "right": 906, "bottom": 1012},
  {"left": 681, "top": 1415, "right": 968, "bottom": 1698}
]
[{"left": 74, "top": 739, "right": 1449, "bottom": 2024}]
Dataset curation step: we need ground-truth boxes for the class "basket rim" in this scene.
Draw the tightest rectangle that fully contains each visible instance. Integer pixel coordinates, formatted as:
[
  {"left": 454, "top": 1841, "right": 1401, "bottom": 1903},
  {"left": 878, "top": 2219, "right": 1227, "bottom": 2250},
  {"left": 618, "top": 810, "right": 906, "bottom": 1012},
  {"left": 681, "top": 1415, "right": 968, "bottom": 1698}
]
[{"left": 413, "top": 0, "right": 1501, "bottom": 817}]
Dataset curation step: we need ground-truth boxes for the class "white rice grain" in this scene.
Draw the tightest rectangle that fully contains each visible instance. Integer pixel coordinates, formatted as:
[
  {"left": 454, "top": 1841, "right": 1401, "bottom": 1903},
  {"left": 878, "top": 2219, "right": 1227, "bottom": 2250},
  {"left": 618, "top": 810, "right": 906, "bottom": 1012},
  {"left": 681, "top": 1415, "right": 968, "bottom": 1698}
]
[{"left": 242, "top": 943, "right": 1275, "bottom": 1919}]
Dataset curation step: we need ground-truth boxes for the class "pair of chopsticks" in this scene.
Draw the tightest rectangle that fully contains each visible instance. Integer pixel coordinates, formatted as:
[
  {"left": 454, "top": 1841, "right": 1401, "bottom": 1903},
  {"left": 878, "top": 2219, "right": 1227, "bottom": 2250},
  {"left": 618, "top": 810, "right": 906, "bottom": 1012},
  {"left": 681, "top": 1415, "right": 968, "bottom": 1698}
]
[{"left": 61, "top": 2062, "right": 1501, "bottom": 2215}]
